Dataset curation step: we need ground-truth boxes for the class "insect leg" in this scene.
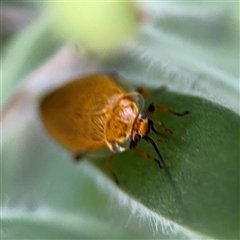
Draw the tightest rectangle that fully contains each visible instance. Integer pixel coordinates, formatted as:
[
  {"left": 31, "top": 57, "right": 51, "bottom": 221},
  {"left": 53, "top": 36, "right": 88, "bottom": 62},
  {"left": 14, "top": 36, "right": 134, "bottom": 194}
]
[
  {"left": 148, "top": 103, "right": 190, "bottom": 116},
  {"left": 152, "top": 120, "right": 173, "bottom": 134},
  {"left": 73, "top": 153, "right": 84, "bottom": 162},
  {"left": 105, "top": 154, "right": 119, "bottom": 185},
  {"left": 131, "top": 146, "right": 164, "bottom": 169},
  {"left": 136, "top": 87, "right": 150, "bottom": 99},
  {"left": 157, "top": 138, "right": 167, "bottom": 143},
  {"left": 137, "top": 86, "right": 167, "bottom": 99}
]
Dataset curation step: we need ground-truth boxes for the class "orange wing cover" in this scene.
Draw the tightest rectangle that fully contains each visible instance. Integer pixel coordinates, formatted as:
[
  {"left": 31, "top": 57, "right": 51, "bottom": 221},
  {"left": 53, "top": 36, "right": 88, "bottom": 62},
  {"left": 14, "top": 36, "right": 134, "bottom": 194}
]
[{"left": 40, "top": 74, "right": 126, "bottom": 153}]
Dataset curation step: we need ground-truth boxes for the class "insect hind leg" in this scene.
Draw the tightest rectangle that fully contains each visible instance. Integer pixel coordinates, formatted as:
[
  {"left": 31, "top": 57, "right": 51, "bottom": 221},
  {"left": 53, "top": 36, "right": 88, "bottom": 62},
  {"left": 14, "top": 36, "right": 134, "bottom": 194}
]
[{"left": 73, "top": 153, "right": 85, "bottom": 162}]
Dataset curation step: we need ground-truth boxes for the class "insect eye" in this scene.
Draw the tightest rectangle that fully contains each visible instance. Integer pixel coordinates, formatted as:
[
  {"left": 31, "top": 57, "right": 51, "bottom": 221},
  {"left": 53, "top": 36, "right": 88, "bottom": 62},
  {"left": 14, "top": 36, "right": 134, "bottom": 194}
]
[
  {"left": 141, "top": 112, "right": 147, "bottom": 119},
  {"left": 134, "top": 133, "right": 141, "bottom": 142}
]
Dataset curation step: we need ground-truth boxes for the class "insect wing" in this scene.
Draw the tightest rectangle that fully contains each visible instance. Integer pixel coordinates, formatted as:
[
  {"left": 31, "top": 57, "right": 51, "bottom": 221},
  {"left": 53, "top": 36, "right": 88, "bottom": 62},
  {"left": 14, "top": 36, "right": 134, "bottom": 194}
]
[{"left": 40, "top": 74, "right": 126, "bottom": 153}]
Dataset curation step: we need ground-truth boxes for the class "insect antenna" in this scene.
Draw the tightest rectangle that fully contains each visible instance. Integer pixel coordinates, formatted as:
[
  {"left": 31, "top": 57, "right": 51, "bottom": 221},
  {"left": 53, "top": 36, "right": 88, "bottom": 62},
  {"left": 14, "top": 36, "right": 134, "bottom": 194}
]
[
  {"left": 142, "top": 135, "right": 166, "bottom": 168},
  {"left": 142, "top": 135, "right": 181, "bottom": 196},
  {"left": 143, "top": 135, "right": 187, "bottom": 202}
]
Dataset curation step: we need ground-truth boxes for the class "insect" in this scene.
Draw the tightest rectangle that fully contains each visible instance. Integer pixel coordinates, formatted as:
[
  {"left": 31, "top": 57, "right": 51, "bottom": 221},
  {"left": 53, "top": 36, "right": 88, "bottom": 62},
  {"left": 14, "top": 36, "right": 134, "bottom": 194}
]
[{"left": 40, "top": 73, "right": 189, "bottom": 179}]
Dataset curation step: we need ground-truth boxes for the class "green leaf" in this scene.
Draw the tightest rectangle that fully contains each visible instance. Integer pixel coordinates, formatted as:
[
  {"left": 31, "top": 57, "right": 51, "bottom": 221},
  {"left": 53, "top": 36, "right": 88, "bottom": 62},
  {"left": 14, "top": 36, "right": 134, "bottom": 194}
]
[{"left": 92, "top": 91, "right": 240, "bottom": 239}]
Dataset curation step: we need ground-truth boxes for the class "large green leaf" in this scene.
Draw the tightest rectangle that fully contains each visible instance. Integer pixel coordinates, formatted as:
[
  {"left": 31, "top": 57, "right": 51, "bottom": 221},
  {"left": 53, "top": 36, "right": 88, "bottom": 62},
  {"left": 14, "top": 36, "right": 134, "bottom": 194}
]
[
  {"left": 2, "top": 2, "right": 239, "bottom": 239},
  {"left": 92, "top": 91, "right": 239, "bottom": 239}
]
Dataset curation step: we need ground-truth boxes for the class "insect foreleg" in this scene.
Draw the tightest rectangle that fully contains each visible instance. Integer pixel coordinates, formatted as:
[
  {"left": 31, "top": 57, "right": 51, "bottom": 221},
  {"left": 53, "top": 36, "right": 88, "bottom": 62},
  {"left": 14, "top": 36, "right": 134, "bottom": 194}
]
[
  {"left": 130, "top": 145, "right": 164, "bottom": 169},
  {"left": 148, "top": 103, "right": 189, "bottom": 116},
  {"left": 151, "top": 121, "right": 173, "bottom": 135}
]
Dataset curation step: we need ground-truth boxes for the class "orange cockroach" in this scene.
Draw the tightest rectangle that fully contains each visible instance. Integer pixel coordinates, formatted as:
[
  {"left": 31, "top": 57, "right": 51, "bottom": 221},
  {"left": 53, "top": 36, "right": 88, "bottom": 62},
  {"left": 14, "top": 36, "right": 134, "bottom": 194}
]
[{"left": 40, "top": 73, "right": 189, "bottom": 180}]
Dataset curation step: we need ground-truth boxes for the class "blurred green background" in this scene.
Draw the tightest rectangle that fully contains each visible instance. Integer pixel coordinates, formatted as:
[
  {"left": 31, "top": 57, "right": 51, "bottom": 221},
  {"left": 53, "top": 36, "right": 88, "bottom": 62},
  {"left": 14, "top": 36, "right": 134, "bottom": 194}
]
[{"left": 1, "top": 2, "right": 239, "bottom": 239}]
